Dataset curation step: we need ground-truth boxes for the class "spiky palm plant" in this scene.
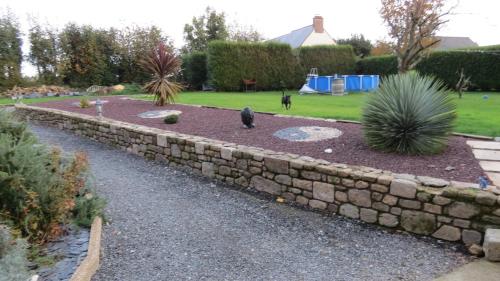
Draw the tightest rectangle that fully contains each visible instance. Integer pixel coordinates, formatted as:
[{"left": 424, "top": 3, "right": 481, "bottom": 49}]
[
  {"left": 362, "top": 72, "right": 456, "bottom": 155},
  {"left": 142, "top": 43, "right": 183, "bottom": 106}
]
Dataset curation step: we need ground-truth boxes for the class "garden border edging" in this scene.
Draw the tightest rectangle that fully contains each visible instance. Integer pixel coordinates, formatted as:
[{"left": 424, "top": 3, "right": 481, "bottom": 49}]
[
  {"left": 16, "top": 104, "right": 500, "bottom": 247},
  {"left": 69, "top": 216, "right": 102, "bottom": 281}
]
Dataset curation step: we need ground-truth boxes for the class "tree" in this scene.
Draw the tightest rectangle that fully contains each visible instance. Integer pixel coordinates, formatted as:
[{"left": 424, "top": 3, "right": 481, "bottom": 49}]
[
  {"left": 380, "top": 0, "right": 451, "bottom": 72},
  {"left": 28, "top": 18, "right": 59, "bottom": 84},
  {"left": 337, "top": 34, "right": 372, "bottom": 58},
  {"left": 371, "top": 40, "right": 394, "bottom": 56},
  {"left": 0, "top": 10, "right": 22, "bottom": 90},
  {"left": 228, "top": 23, "right": 264, "bottom": 42},
  {"left": 183, "top": 7, "right": 228, "bottom": 52}
]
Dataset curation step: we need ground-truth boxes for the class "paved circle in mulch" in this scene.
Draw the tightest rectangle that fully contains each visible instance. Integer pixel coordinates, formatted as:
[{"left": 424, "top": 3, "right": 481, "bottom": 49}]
[
  {"left": 273, "top": 126, "right": 342, "bottom": 142},
  {"left": 33, "top": 96, "right": 484, "bottom": 182},
  {"left": 138, "top": 110, "right": 182, "bottom": 119}
]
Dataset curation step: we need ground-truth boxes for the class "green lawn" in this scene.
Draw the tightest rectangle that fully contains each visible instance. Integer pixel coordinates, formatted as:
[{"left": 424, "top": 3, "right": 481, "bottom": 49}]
[{"left": 1, "top": 90, "right": 498, "bottom": 137}]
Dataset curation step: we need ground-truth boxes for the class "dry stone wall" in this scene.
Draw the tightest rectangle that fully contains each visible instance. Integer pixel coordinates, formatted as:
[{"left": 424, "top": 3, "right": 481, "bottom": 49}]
[{"left": 16, "top": 104, "right": 500, "bottom": 246}]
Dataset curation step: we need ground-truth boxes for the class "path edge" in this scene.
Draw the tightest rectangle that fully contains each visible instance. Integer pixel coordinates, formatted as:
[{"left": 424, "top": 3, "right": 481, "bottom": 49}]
[{"left": 69, "top": 216, "right": 102, "bottom": 281}]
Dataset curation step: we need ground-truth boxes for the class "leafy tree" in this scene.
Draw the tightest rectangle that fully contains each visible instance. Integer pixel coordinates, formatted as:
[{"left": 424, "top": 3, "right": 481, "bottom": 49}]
[
  {"left": 337, "top": 34, "right": 372, "bottom": 58},
  {"left": 183, "top": 7, "right": 228, "bottom": 52},
  {"left": 228, "top": 23, "right": 264, "bottom": 42},
  {"left": 371, "top": 40, "right": 394, "bottom": 56},
  {"left": 380, "top": 0, "right": 451, "bottom": 72},
  {"left": 28, "top": 18, "right": 59, "bottom": 84},
  {"left": 0, "top": 10, "right": 22, "bottom": 91},
  {"left": 116, "top": 25, "right": 171, "bottom": 83}
]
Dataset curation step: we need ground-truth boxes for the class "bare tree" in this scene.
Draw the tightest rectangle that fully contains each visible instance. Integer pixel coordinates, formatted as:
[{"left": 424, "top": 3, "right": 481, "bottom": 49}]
[{"left": 380, "top": 0, "right": 452, "bottom": 72}]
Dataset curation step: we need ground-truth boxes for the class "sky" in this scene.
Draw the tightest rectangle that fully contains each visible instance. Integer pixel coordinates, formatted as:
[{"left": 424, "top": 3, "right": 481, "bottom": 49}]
[{"left": 2, "top": 0, "right": 499, "bottom": 75}]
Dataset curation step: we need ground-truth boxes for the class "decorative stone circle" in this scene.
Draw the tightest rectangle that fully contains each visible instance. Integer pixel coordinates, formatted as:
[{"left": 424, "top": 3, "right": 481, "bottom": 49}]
[
  {"left": 72, "top": 100, "right": 109, "bottom": 107},
  {"left": 138, "top": 110, "right": 182, "bottom": 119},
  {"left": 273, "top": 126, "right": 343, "bottom": 142}
]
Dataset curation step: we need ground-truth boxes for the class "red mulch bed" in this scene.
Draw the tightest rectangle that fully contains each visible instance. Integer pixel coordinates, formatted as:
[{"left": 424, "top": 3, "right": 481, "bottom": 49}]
[{"left": 33, "top": 96, "right": 484, "bottom": 182}]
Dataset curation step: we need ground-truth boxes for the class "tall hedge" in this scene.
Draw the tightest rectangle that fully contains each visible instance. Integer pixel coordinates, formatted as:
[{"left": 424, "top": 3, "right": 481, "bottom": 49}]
[
  {"left": 297, "top": 45, "right": 356, "bottom": 75},
  {"left": 181, "top": 51, "right": 207, "bottom": 90},
  {"left": 207, "top": 41, "right": 301, "bottom": 91},
  {"left": 357, "top": 51, "right": 500, "bottom": 90}
]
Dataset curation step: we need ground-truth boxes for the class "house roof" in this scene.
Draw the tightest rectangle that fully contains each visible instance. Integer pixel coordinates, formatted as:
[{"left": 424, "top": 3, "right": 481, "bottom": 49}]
[
  {"left": 435, "top": 36, "right": 478, "bottom": 50},
  {"left": 270, "top": 25, "right": 314, "bottom": 48}
]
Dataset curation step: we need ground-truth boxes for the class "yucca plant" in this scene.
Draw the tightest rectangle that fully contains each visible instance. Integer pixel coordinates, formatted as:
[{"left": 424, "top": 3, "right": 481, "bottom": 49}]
[
  {"left": 142, "top": 43, "right": 183, "bottom": 106},
  {"left": 362, "top": 72, "right": 456, "bottom": 155}
]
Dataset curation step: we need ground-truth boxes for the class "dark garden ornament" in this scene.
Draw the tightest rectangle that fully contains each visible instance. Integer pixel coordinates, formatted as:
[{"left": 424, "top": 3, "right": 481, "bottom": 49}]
[{"left": 241, "top": 107, "right": 255, "bottom": 129}]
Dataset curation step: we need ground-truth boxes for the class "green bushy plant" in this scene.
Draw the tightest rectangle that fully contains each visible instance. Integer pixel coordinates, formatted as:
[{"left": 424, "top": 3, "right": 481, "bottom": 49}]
[
  {"left": 163, "top": 114, "right": 179, "bottom": 124},
  {"left": 362, "top": 72, "right": 456, "bottom": 155},
  {"left": 0, "top": 225, "right": 31, "bottom": 281},
  {"left": 0, "top": 111, "right": 104, "bottom": 242},
  {"left": 80, "top": 97, "right": 90, "bottom": 108},
  {"left": 73, "top": 185, "right": 106, "bottom": 228}
]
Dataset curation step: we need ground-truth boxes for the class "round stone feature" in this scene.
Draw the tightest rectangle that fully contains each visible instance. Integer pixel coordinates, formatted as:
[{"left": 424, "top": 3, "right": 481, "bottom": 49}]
[
  {"left": 273, "top": 126, "right": 342, "bottom": 142},
  {"left": 138, "top": 110, "right": 182, "bottom": 119}
]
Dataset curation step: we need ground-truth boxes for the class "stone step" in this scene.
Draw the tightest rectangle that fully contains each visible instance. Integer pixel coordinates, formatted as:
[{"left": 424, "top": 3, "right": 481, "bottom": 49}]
[
  {"left": 484, "top": 229, "right": 500, "bottom": 262},
  {"left": 486, "top": 172, "right": 500, "bottom": 187},
  {"left": 433, "top": 259, "right": 500, "bottom": 281},
  {"left": 473, "top": 149, "right": 500, "bottom": 161},
  {"left": 467, "top": 140, "right": 500, "bottom": 150},
  {"left": 480, "top": 161, "right": 500, "bottom": 172}
]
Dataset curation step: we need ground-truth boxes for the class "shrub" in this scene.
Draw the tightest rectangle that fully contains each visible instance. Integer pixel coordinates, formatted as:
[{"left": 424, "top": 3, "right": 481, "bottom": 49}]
[
  {"left": 0, "top": 225, "right": 30, "bottom": 281},
  {"left": 356, "top": 55, "right": 398, "bottom": 76},
  {"left": 163, "top": 114, "right": 179, "bottom": 124},
  {"left": 297, "top": 45, "right": 356, "bottom": 75},
  {"left": 357, "top": 51, "right": 500, "bottom": 90},
  {"left": 73, "top": 185, "right": 106, "bottom": 228},
  {"left": 80, "top": 98, "right": 90, "bottom": 108},
  {"left": 182, "top": 51, "right": 207, "bottom": 90},
  {"left": 0, "top": 111, "right": 103, "bottom": 242},
  {"left": 142, "top": 43, "right": 183, "bottom": 106},
  {"left": 362, "top": 72, "right": 456, "bottom": 155}
]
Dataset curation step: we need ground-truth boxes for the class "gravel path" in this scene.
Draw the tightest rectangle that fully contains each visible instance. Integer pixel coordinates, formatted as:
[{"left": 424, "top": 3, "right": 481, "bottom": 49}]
[
  {"left": 33, "top": 97, "right": 483, "bottom": 182},
  {"left": 32, "top": 124, "right": 472, "bottom": 281}
]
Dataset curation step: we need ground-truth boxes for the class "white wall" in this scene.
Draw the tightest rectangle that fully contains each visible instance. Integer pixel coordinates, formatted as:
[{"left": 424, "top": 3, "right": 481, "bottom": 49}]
[{"left": 302, "top": 31, "right": 336, "bottom": 46}]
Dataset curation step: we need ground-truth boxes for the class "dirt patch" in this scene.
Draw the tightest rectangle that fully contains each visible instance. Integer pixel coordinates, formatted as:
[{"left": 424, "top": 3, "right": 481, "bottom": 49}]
[{"left": 33, "top": 97, "right": 484, "bottom": 182}]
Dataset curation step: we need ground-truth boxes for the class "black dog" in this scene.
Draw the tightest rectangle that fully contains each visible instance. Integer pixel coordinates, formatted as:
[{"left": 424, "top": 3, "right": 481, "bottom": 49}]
[{"left": 281, "top": 90, "right": 291, "bottom": 110}]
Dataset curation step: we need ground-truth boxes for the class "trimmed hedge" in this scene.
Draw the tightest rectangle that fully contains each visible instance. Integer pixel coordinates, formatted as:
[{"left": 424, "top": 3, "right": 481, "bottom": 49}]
[
  {"left": 357, "top": 51, "right": 500, "bottom": 90},
  {"left": 297, "top": 45, "right": 356, "bottom": 75},
  {"left": 207, "top": 42, "right": 357, "bottom": 91},
  {"left": 207, "top": 41, "right": 301, "bottom": 91},
  {"left": 356, "top": 55, "right": 397, "bottom": 77},
  {"left": 181, "top": 51, "right": 207, "bottom": 90}
]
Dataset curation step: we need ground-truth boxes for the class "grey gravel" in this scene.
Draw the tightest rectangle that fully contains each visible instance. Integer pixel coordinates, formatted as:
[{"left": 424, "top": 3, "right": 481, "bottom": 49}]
[{"left": 31, "top": 124, "right": 472, "bottom": 281}]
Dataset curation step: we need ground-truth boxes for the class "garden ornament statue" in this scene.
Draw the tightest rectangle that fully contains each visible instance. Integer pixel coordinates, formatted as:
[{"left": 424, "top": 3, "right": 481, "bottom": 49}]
[
  {"left": 479, "top": 176, "right": 489, "bottom": 190},
  {"left": 95, "top": 98, "right": 104, "bottom": 118},
  {"left": 241, "top": 107, "right": 255, "bottom": 128}
]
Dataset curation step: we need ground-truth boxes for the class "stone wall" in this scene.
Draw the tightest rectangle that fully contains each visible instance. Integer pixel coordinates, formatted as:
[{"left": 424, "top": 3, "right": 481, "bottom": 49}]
[{"left": 16, "top": 104, "right": 500, "bottom": 246}]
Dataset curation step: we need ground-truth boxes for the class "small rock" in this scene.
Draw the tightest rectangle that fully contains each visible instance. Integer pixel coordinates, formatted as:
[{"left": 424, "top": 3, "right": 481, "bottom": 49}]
[
  {"left": 468, "top": 244, "right": 484, "bottom": 256},
  {"left": 324, "top": 148, "right": 333, "bottom": 154},
  {"left": 445, "top": 166, "right": 455, "bottom": 171}
]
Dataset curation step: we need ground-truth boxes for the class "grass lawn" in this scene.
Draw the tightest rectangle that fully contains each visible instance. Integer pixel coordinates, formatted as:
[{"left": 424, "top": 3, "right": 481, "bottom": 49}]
[{"left": 1, "top": 90, "right": 498, "bottom": 137}]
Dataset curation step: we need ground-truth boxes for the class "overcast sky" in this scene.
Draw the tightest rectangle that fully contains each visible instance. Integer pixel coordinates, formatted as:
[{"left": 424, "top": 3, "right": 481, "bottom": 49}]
[{"left": 2, "top": 0, "right": 499, "bottom": 75}]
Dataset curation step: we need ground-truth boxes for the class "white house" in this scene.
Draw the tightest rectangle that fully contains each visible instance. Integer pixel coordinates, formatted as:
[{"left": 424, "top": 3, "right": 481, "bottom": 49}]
[{"left": 270, "top": 15, "right": 336, "bottom": 48}]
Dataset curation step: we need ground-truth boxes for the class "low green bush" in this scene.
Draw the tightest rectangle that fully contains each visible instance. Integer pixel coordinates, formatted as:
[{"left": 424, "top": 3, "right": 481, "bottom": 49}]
[
  {"left": 362, "top": 72, "right": 456, "bottom": 155},
  {"left": 163, "top": 114, "right": 179, "bottom": 124},
  {"left": 0, "top": 111, "right": 104, "bottom": 242}
]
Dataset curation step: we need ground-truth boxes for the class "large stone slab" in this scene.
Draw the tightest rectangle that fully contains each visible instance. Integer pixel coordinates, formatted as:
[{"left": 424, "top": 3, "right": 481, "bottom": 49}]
[
  {"left": 264, "top": 157, "right": 289, "bottom": 174},
  {"left": 312, "top": 182, "right": 335, "bottom": 202},
  {"left": 484, "top": 228, "right": 500, "bottom": 262},
  {"left": 390, "top": 179, "right": 417, "bottom": 199},
  {"left": 473, "top": 149, "right": 500, "bottom": 161},
  {"left": 250, "top": 176, "right": 282, "bottom": 195},
  {"left": 467, "top": 140, "right": 500, "bottom": 150},
  {"left": 480, "top": 161, "right": 500, "bottom": 172},
  {"left": 447, "top": 202, "right": 481, "bottom": 219},
  {"left": 401, "top": 210, "right": 436, "bottom": 235}
]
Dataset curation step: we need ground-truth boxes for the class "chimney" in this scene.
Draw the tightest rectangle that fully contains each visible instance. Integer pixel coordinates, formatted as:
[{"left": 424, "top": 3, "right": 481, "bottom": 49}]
[{"left": 313, "top": 15, "right": 324, "bottom": 33}]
